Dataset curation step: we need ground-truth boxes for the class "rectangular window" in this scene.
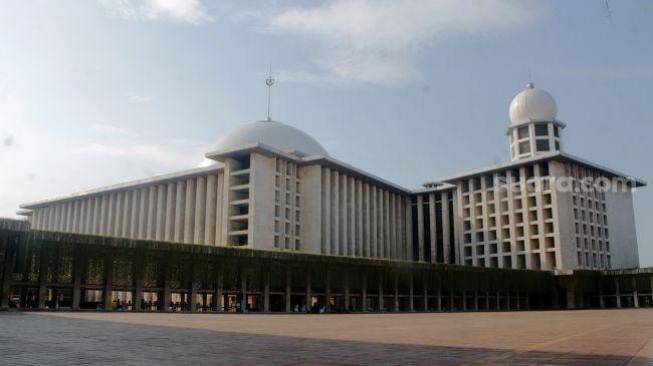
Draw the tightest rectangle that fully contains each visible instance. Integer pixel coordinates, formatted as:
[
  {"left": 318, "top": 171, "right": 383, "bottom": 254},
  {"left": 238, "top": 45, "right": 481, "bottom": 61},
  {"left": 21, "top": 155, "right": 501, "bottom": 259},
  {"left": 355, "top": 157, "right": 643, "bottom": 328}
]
[
  {"left": 535, "top": 123, "right": 548, "bottom": 136},
  {"left": 517, "top": 126, "right": 529, "bottom": 139},
  {"left": 536, "top": 139, "right": 550, "bottom": 152},
  {"left": 519, "top": 141, "right": 531, "bottom": 155}
]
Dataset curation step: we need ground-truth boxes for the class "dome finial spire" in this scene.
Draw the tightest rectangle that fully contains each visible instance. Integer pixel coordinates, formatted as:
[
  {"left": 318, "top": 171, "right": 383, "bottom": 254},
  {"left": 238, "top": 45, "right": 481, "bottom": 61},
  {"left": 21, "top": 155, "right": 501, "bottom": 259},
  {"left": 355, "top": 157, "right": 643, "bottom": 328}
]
[{"left": 265, "top": 63, "right": 275, "bottom": 122}]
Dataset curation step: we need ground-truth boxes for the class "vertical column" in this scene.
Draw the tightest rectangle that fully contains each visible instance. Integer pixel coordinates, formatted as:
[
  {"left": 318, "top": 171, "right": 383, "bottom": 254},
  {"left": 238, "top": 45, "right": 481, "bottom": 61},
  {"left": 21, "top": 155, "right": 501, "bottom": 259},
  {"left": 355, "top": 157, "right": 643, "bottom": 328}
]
[
  {"left": 305, "top": 271, "right": 312, "bottom": 312},
  {"left": 442, "top": 191, "right": 451, "bottom": 263},
  {"left": 393, "top": 274, "right": 399, "bottom": 312},
  {"left": 263, "top": 268, "right": 270, "bottom": 312},
  {"left": 462, "top": 288, "right": 467, "bottom": 311},
  {"left": 406, "top": 197, "right": 413, "bottom": 261},
  {"left": 615, "top": 277, "right": 622, "bottom": 308},
  {"left": 423, "top": 277, "right": 428, "bottom": 311},
  {"left": 165, "top": 182, "right": 176, "bottom": 242},
  {"left": 138, "top": 189, "right": 148, "bottom": 239},
  {"left": 632, "top": 276, "right": 639, "bottom": 308},
  {"left": 121, "top": 191, "right": 132, "bottom": 238},
  {"left": 240, "top": 269, "right": 247, "bottom": 313},
  {"left": 103, "top": 250, "right": 114, "bottom": 310},
  {"left": 417, "top": 195, "right": 425, "bottom": 262},
  {"left": 71, "top": 245, "right": 83, "bottom": 310},
  {"left": 147, "top": 187, "right": 157, "bottom": 240},
  {"left": 364, "top": 183, "right": 371, "bottom": 257},
  {"left": 361, "top": 273, "right": 367, "bottom": 312},
  {"left": 599, "top": 279, "right": 605, "bottom": 309},
  {"left": 113, "top": 193, "right": 122, "bottom": 237},
  {"left": 435, "top": 277, "right": 442, "bottom": 311},
  {"left": 356, "top": 180, "right": 363, "bottom": 257},
  {"left": 332, "top": 171, "right": 339, "bottom": 255},
  {"left": 474, "top": 290, "right": 479, "bottom": 311},
  {"left": 344, "top": 271, "right": 350, "bottom": 311},
  {"left": 175, "top": 181, "right": 186, "bottom": 242},
  {"left": 325, "top": 270, "right": 331, "bottom": 312},
  {"left": 370, "top": 187, "right": 377, "bottom": 258},
  {"left": 37, "top": 244, "right": 49, "bottom": 309},
  {"left": 378, "top": 272, "right": 384, "bottom": 311},
  {"left": 340, "top": 174, "right": 347, "bottom": 256},
  {"left": 190, "top": 279, "right": 198, "bottom": 312},
  {"left": 409, "top": 273, "right": 414, "bottom": 312},
  {"left": 322, "top": 168, "right": 331, "bottom": 254},
  {"left": 215, "top": 173, "right": 224, "bottom": 246},
  {"left": 285, "top": 268, "right": 291, "bottom": 312},
  {"left": 155, "top": 185, "right": 166, "bottom": 241},
  {"left": 132, "top": 250, "right": 143, "bottom": 311},
  {"left": 429, "top": 193, "right": 437, "bottom": 263},
  {"left": 129, "top": 190, "right": 139, "bottom": 238},
  {"left": 194, "top": 176, "right": 207, "bottom": 244},
  {"left": 161, "top": 257, "right": 171, "bottom": 311},
  {"left": 1, "top": 242, "right": 15, "bottom": 309},
  {"left": 205, "top": 175, "right": 217, "bottom": 245},
  {"left": 214, "top": 267, "right": 223, "bottom": 312},
  {"left": 184, "top": 178, "right": 196, "bottom": 244}
]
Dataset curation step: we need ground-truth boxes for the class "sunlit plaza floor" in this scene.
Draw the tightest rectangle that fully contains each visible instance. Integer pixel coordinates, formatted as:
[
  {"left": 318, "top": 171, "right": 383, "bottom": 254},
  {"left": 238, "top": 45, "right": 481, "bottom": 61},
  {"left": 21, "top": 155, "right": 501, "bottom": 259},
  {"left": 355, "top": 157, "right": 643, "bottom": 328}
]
[{"left": 2, "top": 309, "right": 653, "bottom": 365}]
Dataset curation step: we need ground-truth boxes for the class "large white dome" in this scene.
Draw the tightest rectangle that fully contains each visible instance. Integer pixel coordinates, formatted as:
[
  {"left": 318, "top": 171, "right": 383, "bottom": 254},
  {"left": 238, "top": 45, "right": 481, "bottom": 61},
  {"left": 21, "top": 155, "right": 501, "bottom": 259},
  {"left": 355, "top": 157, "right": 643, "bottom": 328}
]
[
  {"left": 509, "top": 83, "right": 558, "bottom": 125},
  {"left": 212, "top": 120, "right": 328, "bottom": 156}
]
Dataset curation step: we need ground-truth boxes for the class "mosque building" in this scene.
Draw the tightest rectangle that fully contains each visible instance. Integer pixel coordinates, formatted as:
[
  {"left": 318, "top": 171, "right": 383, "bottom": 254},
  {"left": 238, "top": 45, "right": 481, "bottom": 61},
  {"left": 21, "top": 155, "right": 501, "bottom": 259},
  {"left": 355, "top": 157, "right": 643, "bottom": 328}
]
[
  {"left": 19, "top": 83, "right": 643, "bottom": 271},
  {"left": 1, "top": 83, "right": 648, "bottom": 312}
]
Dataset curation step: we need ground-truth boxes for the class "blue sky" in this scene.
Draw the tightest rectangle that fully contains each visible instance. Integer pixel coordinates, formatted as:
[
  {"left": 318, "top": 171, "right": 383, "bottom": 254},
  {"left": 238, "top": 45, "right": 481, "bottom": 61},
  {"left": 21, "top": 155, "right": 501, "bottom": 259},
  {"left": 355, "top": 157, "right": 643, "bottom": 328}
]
[{"left": 1, "top": 0, "right": 652, "bottom": 265}]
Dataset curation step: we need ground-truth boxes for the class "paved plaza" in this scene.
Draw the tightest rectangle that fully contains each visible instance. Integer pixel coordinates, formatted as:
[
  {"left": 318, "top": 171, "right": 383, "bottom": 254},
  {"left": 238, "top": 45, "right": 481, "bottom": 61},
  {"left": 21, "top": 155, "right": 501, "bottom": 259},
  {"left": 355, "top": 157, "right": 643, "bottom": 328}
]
[{"left": 1, "top": 309, "right": 653, "bottom": 365}]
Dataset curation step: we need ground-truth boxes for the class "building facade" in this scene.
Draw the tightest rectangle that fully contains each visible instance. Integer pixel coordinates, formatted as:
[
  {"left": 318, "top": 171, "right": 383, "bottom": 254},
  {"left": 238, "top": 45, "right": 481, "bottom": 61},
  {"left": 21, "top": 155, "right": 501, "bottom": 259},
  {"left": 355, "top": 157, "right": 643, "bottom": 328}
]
[{"left": 18, "top": 84, "right": 645, "bottom": 273}]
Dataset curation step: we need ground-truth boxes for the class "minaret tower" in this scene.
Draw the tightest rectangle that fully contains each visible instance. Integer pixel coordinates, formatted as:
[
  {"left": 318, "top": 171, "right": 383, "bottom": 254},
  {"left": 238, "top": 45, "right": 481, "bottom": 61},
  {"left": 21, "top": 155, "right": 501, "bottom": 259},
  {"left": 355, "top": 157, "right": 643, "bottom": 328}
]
[{"left": 507, "top": 83, "right": 566, "bottom": 161}]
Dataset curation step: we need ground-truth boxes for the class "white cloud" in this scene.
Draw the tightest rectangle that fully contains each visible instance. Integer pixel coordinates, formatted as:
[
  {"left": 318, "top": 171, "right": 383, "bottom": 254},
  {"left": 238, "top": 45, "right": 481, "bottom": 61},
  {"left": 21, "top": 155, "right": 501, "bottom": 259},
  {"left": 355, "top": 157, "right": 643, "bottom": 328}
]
[
  {"left": 98, "top": 0, "right": 214, "bottom": 24},
  {"left": 126, "top": 91, "right": 153, "bottom": 102},
  {"left": 269, "top": 0, "right": 540, "bottom": 86}
]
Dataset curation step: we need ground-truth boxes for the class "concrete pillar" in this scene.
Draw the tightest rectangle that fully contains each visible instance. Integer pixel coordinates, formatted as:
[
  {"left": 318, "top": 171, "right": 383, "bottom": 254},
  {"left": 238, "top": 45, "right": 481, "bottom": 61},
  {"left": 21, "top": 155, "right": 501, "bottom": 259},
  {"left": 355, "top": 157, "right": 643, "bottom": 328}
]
[
  {"left": 205, "top": 175, "right": 217, "bottom": 245},
  {"left": 436, "top": 279, "right": 442, "bottom": 311},
  {"left": 599, "top": 280, "right": 606, "bottom": 309},
  {"left": 474, "top": 290, "right": 479, "bottom": 311},
  {"left": 174, "top": 181, "right": 186, "bottom": 243},
  {"left": 566, "top": 280, "right": 576, "bottom": 309},
  {"left": 37, "top": 244, "right": 49, "bottom": 309},
  {"left": 190, "top": 282, "right": 198, "bottom": 312},
  {"left": 378, "top": 273, "right": 384, "bottom": 311},
  {"left": 496, "top": 290, "right": 501, "bottom": 311},
  {"left": 423, "top": 278, "right": 428, "bottom": 311},
  {"left": 263, "top": 269, "right": 270, "bottom": 312},
  {"left": 71, "top": 245, "right": 83, "bottom": 310},
  {"left": 305, "top": 271, "right": 312, "bottom": 312},
  {"left": 285, "top": 269, "right": 291, "bottom": 312},
  {"left": 615, "top": 277, "right": 622, "bottom": 308},
  {"left": 393, "top": 274, "right": 399, "bottom": 312},
  {"left": 214, "top": 269, "right": 223, "bottom": 312},
  {"left": 361, "top": 274, "right": 367, "bottom": 312},
  {"left": 632, "top": 276, "right": 639, "bottom": 308},
  {"left": 462, "top": 290, "right": 467, "bottom": 311},
  {"left": 344, "top": 273, "right": 350, "bottom": 311},
  {"left": 103, "top": 253, "right": 114, "bottom": 310},
  {"left": 325, "top": 270, "right": 331, "bottom": 312},
  {"left": 409, "top": 274, "right": 414, "bottom": 312},
  {"left": 132, "top": 252, "right": 143, "bottom": 311},
  {"left": 194, "top": 176, "right": 206, "bottom": 244},
  {"left": 1, "top": 241, "right": 14, "bottom": 310},
  {"left": 485, "top": 291, "right": 490, "bottom": 310},
  {"left": 240, "top": 271, "right": 247, "bottom": 313}
]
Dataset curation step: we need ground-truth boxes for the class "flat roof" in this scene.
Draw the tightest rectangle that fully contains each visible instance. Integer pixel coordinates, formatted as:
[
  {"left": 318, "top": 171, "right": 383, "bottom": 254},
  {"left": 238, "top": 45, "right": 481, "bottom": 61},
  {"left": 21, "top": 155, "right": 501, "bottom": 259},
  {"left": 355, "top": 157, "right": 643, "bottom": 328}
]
[
  {"left": 434, "top": 152, "right": 647, "bottom": 187},
  {"left": 20, "top": 165, "right": 223, "bottom": 209}
]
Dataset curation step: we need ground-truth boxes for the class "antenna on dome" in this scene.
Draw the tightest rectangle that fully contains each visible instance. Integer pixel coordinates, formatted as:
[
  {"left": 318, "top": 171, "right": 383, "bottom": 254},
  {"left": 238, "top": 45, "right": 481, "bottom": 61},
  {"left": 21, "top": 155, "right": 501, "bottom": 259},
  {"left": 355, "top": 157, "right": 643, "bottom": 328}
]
[{"left": 265, "top": 63, "right": 275, "bottom": 121}]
